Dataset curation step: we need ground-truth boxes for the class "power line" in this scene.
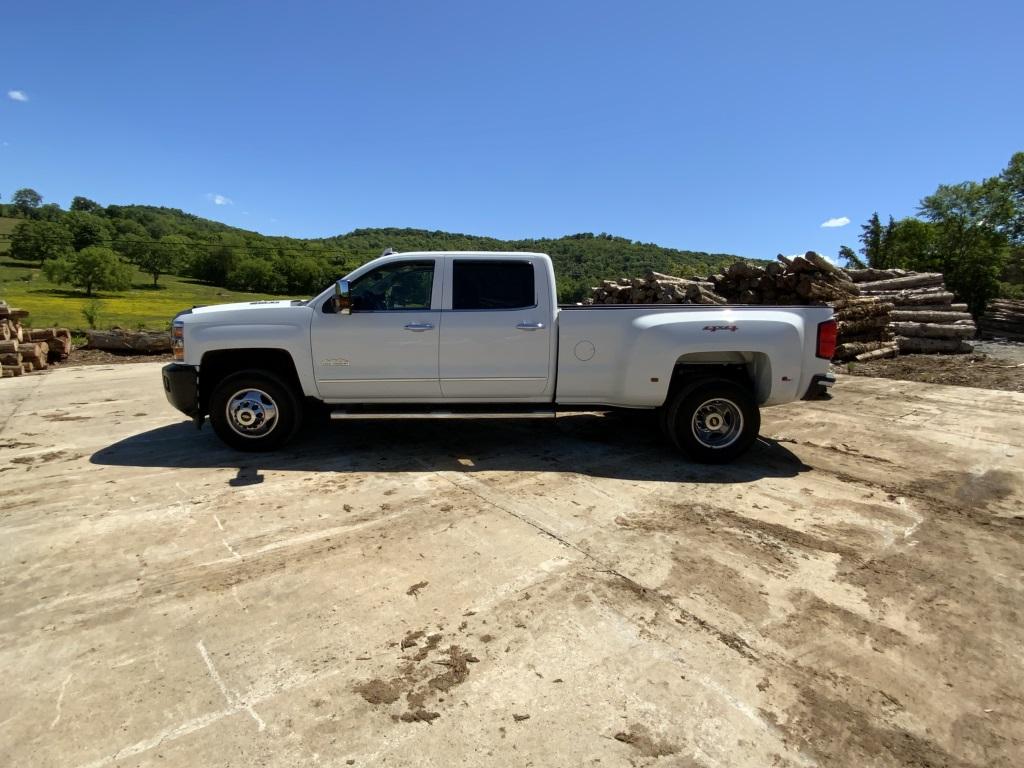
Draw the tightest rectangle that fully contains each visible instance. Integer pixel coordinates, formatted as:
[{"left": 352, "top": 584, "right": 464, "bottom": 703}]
[{"left": 0, "top": 232, "right": 353, "bottom": 259}]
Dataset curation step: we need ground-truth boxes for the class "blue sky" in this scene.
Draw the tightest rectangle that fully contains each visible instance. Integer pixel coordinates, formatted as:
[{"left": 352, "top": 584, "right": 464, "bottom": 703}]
[{"left": 3, "top": 1, "right": 1022, "bottom": 260}]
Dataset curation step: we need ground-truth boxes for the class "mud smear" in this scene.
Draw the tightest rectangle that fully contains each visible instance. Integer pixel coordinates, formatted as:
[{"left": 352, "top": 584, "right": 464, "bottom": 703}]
[
  {"left": 41, "top": 411, "right": 91, "bottom": 422},
  {"left": 406, "top": 581, "right": 428, "bottom": 597},
  {"left": 664, "top": 555, "right": 771, "bottom": 625},
  {"left": 612, "top": 724, "right": 680, "bottom": 759},
  {"left": 10, "top": 449, "right": 81, "bottom": 466},
  {"left": 769, "top": 684, "right": 976, "bottom": 768},
  {"left": 768, "top": 590, "right": 908, "bottom": 653},
  {"left": 931, "top": 469, "right": 1019, "bottom": 509},
  {"left": 355, "top": 631, "right": 478, "bottom": 724},
  {"left": 400, "top": 630, "right": 424, "bottom": 649},
  {"left": 616, "top": 501, "right": 863, "bottom": 571},
  {"left": 354, "top": 678, "right": 402, "bottom": 706},
  {"left": 427, "top": 645, "right": 473, "bottom": 692}
]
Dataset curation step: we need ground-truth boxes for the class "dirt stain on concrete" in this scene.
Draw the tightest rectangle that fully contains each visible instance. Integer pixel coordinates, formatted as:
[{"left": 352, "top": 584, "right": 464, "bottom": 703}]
[{"left": 612, "top": 723, "right": 680, "bottom": 759}]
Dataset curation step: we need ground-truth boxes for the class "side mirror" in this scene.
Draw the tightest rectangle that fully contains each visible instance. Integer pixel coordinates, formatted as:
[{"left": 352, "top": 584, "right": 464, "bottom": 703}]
[{"left": 333, "top": 279, "right": 351, "bottom": 315}]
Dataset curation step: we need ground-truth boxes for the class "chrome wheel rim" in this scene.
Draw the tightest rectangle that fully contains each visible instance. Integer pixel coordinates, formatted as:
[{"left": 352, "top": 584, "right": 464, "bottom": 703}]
[
  {"left": 691, "top": 398, "right": 744, "bottom": 449},
  {"left": 226, "top": 388, "right": 279, "bottom": 439}
]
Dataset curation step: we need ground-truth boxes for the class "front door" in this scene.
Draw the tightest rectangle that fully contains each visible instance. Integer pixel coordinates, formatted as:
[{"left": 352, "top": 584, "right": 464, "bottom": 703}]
[{"left": 311, "top": 259, "right": 442, "bottom": 400}]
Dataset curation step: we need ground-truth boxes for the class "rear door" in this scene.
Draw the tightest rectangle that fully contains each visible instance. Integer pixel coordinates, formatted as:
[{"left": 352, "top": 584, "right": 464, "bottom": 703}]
[{"left": 439, "top": 258, "right": 553, "bottom": 398}]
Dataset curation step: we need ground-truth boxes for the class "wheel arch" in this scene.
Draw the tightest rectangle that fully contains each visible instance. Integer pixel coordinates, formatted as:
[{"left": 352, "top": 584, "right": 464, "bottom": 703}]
[
  {"left": 199, "top": 348, "right": 302, "bottom": 413},
  {"left": 665, "top": 351, "right": 770, "bottom": 405}
]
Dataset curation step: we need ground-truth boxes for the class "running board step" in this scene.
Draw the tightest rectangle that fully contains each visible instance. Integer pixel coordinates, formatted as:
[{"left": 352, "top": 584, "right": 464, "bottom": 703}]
[{"left": 330, "top": 409, "right": 556, "bottom": 421}]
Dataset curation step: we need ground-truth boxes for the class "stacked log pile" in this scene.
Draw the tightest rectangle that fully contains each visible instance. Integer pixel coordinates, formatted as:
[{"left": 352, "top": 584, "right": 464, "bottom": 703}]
[
  {"left": 0, "top": 300, "right": 27, "bottom": 344},
  {"left": 708, "top": 253, "right": 860, "bottom": 305},
  {"left": 846, "top": 270, "right": 976, "bottom": 354},
  {"left": 586, "top": 256, "right": 982, "bottom": 360},
  {"left": 590, "top": 254, "right": 861, "bottom": 306},
  {"left": 0, "top": 300, "right": 73, "bottom": 378},
  {"left": 589, "top": 272, "right": 724, "bottom": 305},
  {"left": 704, "top": 254, "right": 900, "bottom": 361},
  {"left": 980, "top": 299, "right": 1024, "bottom": 342},
  {"left": 830, "top": 297, "right": 896, "bottom": 362}
]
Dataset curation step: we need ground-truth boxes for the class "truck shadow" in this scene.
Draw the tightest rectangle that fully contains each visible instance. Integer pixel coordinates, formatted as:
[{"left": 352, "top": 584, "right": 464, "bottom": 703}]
[{"left": 90, "top": 411, "right": 809, "bottom": 484}]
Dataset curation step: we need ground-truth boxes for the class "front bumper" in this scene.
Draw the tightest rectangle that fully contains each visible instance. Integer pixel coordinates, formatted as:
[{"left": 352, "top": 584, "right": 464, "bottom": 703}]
[
  {"left": 802, "top": 372, "right": 836, "bottom": 401},
  {"left": 162, "top": 363, "right": 201, "bottom": 417}
]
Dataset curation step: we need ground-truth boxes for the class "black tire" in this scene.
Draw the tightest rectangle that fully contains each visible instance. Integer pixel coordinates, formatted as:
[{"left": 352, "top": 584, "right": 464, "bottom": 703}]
[
  {"left": 656, "top": 404, "right": 672, "bottom": 442},
  {"left": 664, "top": 378, "right": 760, "bottom": 463},
  {"left": 208, "top": 370, "right": 302, "bottom": 452}
]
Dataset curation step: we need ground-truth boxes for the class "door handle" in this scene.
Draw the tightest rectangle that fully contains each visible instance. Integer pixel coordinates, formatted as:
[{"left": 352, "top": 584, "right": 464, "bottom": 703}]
[
  {"left": 404, "top": 322, "right": 434, "bottom": 332},
  {"left": 516, "top": 322, "right": 545, "bottom": 331}
]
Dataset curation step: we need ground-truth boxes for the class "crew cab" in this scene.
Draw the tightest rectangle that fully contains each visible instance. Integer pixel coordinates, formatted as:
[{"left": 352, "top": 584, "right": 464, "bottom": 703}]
[{"left": 162, "top": 251, "right": 836, "bottom": 462}]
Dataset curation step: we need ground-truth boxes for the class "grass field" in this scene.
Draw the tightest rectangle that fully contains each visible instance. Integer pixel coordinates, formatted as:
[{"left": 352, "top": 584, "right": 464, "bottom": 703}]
[
  {"left": 0, "top": 216, "right": 17, "bottom": 252},
  {"left": 0, "top": 258, "right": 295, "bottom": 329}
]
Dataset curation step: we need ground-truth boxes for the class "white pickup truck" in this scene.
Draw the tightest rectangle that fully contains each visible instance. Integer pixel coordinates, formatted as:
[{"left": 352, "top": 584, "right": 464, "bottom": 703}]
[{"left": 163, "top": 251, "right": 836, "bottom": 462}]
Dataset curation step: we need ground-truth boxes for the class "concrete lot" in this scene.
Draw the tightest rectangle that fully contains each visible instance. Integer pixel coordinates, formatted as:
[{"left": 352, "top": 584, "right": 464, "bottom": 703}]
[{"left": 1, "top": 363, "right": 1022, "bottom": 767}]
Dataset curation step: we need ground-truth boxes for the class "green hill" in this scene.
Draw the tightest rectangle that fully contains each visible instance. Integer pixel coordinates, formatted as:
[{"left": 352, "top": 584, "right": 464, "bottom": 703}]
[
  {"left": 0, "top": 199, "right": 759, "bottom": 328},
  {"left": 72, "top": 204, "right": 754, "bottom": 295}
]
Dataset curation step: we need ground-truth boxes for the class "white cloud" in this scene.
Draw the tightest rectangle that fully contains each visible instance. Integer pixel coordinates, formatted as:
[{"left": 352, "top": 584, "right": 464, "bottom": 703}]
[
  {"left": 206, "top": 193, "right": 233, "bottom": 206},
  {"left": 820, "top": 216, "right": 850, "bottom": 228},
  {"left": 7, "top": 90, "right": 28, "bottom": 102}
]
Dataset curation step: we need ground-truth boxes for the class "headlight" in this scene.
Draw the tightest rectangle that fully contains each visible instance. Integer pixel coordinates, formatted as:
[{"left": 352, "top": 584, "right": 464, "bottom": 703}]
[{"left": 172, "top": 320, "right": 185, "bottom": 361}]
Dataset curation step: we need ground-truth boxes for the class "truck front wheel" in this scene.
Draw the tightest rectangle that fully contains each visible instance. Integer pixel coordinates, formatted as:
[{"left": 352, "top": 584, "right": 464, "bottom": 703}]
[
  {"left": 665, "top": 379, "right": 760, "bottom": 463},
  {"left": 208, "top": 370, "right": 301, "bottom": 452}
]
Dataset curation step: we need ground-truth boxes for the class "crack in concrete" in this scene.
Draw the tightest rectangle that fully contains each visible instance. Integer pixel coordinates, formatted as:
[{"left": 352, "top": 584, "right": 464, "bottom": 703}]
[{"left": 430, "top": 468, "right": 759, "bottom": 661}]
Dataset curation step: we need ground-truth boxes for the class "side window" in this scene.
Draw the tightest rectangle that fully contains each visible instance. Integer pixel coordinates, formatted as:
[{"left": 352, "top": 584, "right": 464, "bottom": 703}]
[
  {"left": 349, "top": 260, "right": 434, "bottom": 312},
  {"left": 452, "top": 260, "right": 535, "bottom": 310}
]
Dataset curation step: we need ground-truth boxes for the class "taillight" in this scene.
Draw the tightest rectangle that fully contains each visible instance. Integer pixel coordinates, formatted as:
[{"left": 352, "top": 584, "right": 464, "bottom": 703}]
[{"left": 816, "top": 319, "right": 837, "bottom": 360}]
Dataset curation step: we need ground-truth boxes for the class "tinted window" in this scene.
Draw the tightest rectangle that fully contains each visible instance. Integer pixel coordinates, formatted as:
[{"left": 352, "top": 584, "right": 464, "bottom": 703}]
[
  {"left": 452, "top": 260, "right": 535, "bottom": 310},
  {"left": 350, "top": 260, "right": 434, "bottom": 311}
]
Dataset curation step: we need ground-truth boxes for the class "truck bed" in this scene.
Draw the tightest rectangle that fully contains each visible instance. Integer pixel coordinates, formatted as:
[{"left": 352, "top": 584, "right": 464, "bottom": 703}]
[{"left": 554, "top": 303, "right": 833, "bottom": 408}]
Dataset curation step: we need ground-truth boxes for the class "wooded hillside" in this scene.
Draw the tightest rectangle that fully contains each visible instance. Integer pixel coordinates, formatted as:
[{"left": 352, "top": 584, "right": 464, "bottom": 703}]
[{"left": 0, "top": 196, "right": 752, "bottom": 303}]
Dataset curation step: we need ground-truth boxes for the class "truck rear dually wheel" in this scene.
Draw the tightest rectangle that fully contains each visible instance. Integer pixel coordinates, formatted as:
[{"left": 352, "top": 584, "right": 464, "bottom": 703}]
[
  {"left": 209, "top": 370, "right": 301, "bottom": 452},
  {"left": 665, "top": 379, "right": 760, "bottom": 463}
]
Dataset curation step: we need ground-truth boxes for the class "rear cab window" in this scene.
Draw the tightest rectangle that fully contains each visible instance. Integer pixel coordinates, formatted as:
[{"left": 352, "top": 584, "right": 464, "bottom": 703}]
[{"left": 452, "top": 260, "right": 535, "bottom": 310}]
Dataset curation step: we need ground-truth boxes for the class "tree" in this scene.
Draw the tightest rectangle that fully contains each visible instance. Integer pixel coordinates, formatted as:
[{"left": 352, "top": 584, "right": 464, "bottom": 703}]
[
  {"left": 35, "top": 203, "right": 65, "bottom": 222},
  {"left": 9, "top": 219, "right": 74, "bottom": 264},
  {"left": 70, "top": 196, "right": 103, "bottom": 214},
  {"left": 837, "top": 245, "right": 864, "bottom": 269},
  {"left": 133, "top": 234, "right": 191, "bottom": 287},
  {"left": 885, "top": 217, "right": 936, "bottom": 270},
  {"left": 226, "top": 257, "right": 285, "bottom": 292},
  {"left": 112, "top": 218, "right": 148, "bottom": 239},
  {"left": 275, "top": 250, "right": 329, "bottom": 293},
  {"left": 119, "top": 233, "right": 188, "bottom": 286},
  {"left": 12, "top": 188, "right": 42, "bottom": 217},
  {"left": 65, "top": 211, "right": 113, "bottom": 251},
  {"left": 186, "top": 232, "right": 246, "bottom": 284},
  {"left": 43, "top": 246, "right": 134, "bottom": 296},
  {"left": 859, "top": 212, "right": 884, "bottom": 267},
  {"left": 1000, "top": 151, "right": 1024, "bottom": 244},
  {"left": 919, "top": 179, "right": 1010, "bottom": 316}
]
